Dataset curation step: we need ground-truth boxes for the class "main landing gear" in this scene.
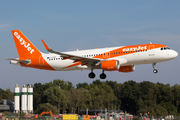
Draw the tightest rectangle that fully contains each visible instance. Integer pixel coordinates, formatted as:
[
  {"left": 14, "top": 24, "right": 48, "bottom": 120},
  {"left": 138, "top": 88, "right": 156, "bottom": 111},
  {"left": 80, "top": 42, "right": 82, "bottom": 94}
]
[
  {"left": 152, "top": 63, "right": 158, "bottom": 73},
  {"left": 89, "top": 72, "right": 107, "bottom": 79},
  {"left": 88, "top": 66, "right": 107, "bottom": 79},
  {"left": 100, "top": 71, "right": 106, "bottom": 79},
  {"left": 89, "top": 72, "right": 95, "bottom": 78},
  {"left": 89, "top": 66, "right": 96, "bottom": 79}
]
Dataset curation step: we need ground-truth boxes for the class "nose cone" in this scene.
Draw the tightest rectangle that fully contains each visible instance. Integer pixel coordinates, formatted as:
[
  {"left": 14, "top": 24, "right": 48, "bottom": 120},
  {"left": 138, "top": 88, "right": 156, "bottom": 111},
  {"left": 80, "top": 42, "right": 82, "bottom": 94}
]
[
  {"left": 172, "top": 50, "right": 178, "bottom": 59},
  {"left": 169, "top": 50, "right": 178, "bottom": 59}
]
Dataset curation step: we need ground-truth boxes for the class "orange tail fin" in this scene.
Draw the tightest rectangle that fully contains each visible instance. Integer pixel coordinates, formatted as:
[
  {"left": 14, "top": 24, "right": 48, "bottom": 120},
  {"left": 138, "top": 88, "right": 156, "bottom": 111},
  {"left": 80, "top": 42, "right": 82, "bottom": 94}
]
[{"left": 11, "top": 30, "right": 41, "bottom": 59}]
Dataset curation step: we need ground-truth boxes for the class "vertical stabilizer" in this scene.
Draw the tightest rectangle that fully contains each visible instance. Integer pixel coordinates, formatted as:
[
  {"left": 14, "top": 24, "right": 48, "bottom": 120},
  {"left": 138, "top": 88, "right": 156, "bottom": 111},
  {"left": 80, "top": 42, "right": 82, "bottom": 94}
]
[{"left": 11, "top": 30, "right": 41, "bottom": 59}]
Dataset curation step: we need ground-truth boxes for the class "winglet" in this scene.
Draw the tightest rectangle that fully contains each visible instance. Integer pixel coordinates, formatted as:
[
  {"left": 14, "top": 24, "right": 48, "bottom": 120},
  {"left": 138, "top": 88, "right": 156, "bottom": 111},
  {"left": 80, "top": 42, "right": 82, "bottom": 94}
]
[{"left": 41, "top": 39, "right": 50, "bottom": 51}]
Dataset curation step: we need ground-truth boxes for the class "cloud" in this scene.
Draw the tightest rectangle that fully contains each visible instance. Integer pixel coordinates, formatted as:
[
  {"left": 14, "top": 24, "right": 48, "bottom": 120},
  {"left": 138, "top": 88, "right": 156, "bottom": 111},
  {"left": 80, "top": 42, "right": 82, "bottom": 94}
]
[{"left": 0, "top": 23, "right": 10, "bottom": 30}]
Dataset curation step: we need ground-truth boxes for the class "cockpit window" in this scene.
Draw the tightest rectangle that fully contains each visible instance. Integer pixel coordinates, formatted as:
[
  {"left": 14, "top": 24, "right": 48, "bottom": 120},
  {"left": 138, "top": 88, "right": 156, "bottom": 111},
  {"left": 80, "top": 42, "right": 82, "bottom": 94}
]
[{"left": 160, "top": 47, "right": 171, "bottom": 50}]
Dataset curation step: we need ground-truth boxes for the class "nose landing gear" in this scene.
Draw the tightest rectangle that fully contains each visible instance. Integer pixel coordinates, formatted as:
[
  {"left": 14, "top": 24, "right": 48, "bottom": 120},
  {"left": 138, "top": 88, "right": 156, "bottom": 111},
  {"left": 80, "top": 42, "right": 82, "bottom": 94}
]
[{"left": 152, "top": 63, "right": 158, "bottom": 73}]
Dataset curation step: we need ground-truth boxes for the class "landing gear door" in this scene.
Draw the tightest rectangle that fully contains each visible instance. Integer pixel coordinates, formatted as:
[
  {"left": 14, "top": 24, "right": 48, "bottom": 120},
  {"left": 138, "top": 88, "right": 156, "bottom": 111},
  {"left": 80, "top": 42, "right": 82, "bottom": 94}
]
[{"left": 149, "top": 45, "right": 155, "bottom": 56}]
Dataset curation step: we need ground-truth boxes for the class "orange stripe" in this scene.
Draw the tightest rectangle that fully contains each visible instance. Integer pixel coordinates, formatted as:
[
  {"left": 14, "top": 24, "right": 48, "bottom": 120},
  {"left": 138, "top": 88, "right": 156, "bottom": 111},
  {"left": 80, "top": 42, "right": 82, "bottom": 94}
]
[{"left": 94, "top": 44, "right": 167, "bottom": 59}]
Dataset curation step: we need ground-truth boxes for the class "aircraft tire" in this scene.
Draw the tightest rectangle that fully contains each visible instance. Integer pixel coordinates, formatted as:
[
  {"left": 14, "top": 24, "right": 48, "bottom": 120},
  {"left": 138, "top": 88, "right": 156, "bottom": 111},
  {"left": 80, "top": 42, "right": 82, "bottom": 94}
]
[
  {"left": 89, "top": 72, "right": 95, "bottom": 78},
  {"left": 100, "top": 73, "right": 106, "bottom": 79},
  {"left": 153, "top": 69, "right": 158, "bottom": 73}
]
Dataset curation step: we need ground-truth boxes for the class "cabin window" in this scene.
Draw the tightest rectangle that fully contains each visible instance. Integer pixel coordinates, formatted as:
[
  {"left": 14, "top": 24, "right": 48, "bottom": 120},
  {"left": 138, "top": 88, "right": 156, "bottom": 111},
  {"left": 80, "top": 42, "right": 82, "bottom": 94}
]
[{"left": 161, "top": 47, "right": 170, "bottom": 50}]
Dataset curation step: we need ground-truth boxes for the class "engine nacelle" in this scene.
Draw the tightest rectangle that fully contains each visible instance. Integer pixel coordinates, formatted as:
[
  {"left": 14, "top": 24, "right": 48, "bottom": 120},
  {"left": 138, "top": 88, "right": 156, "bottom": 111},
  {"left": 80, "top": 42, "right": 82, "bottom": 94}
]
[
  {"left": 101, "top": 60, "right": 120, "bottom": 71},
  {"left": 118, "top": 65, "right": 135, "bottom": 73}
]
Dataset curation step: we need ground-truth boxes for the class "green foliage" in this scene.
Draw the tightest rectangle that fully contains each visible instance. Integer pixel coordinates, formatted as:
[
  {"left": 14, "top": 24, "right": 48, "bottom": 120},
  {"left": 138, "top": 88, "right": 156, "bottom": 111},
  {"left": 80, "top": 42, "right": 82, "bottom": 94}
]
[
  {"left": 53, "top": 79, "right": 73, "bottom": 90},
  {"left": 3, "top": 111, "right": 10, "bottom": 116},
  {"left": 19, "top": 112, "right": 26, "bottom": 117},
  {"left": 44, "top": 86, "right": 67, "bottom": 113},
  {"left": 35, "top": 103, "right": 58, "bottom": 114},
  {"left": 0, "top": 88, "right": 5, "bottom": 100},
  {"left": 76, "top": 82, "right": 88, "bottom": 89},
  {"left": 2, "top": 79, "right": 180, "bottom": 116},
  {"left": 133, "top": 116, "right": 140, "bottom": 120},
  {"left": 1, "top": 89, "right": 14, "bottom": 101}
]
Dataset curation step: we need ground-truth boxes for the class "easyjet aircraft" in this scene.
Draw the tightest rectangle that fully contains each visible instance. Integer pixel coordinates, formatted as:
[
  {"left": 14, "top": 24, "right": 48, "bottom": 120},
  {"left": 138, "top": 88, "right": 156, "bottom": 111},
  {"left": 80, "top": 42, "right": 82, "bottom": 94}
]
[{"left": 6, "top": 30, "right": 178, "bottom": 79}]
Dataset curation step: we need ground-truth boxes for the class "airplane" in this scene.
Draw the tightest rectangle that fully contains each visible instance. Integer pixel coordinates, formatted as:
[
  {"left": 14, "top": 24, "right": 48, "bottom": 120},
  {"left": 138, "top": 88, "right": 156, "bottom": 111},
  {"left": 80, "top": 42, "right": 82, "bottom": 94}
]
[{"left": 6, "top": 30, "right": 178, "bottom": 79}]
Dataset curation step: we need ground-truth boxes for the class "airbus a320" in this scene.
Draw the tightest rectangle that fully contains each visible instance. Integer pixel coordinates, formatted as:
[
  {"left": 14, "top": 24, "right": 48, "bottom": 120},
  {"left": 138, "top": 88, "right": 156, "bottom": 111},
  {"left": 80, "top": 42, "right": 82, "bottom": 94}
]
[{"left": 6, "top": 30, "right": 178, "bottom": 79}]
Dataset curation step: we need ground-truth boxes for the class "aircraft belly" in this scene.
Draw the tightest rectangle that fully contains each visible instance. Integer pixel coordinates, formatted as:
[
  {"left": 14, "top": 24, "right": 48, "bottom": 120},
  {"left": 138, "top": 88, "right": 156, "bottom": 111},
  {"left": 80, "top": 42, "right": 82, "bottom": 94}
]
[
  {"left": 123, "top": 52, "right": 158, "bottom": 65},
  {"left": 47, "top": 60, "right": 89, "bottom": 71}
]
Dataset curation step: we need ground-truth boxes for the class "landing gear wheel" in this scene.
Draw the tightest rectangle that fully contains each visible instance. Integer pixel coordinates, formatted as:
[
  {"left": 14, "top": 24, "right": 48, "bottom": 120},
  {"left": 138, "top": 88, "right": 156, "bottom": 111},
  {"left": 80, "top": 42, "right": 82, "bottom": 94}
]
[
  {"left": 89, "top": 72, "right": 95, "bottom": 79},
  {"left": 152, "top": 63, "right": 158, "bottom": 74},
  {"left": 153, "top": 69, "right": 158, "bottom": 73},
  {"left": 100, "top": 73, "right": 106, "bottom": 79}
]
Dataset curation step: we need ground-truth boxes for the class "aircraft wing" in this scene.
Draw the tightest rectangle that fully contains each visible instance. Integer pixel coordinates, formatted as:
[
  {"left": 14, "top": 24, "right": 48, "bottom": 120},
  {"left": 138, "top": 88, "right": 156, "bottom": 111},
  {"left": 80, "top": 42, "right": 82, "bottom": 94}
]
[
  {"left": 41, "top": 40, "right": 102, "bottom": 65},
  {"left": 5, "top": 58, "right": 31, "bottom": 64}
]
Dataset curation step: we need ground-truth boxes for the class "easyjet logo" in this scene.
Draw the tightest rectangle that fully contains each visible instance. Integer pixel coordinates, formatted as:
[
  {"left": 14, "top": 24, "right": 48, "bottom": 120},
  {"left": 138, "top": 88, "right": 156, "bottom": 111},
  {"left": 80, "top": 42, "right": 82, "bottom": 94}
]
[
  {"left": 123, "top": 46, "right": 147, "bottom": 51},
  {"left": 14, "top": 32, "right": 34, "bottom": 54}
]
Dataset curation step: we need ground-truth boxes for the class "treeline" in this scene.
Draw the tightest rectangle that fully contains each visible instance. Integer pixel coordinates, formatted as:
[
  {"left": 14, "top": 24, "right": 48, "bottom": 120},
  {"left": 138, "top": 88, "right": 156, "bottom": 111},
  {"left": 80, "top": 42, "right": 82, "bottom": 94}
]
[
  {"left": 1, "top": 80, "right": 180, "bottom": 116},
  {"left": 0, "top": 88, "right": 14, "bottom": 101}
]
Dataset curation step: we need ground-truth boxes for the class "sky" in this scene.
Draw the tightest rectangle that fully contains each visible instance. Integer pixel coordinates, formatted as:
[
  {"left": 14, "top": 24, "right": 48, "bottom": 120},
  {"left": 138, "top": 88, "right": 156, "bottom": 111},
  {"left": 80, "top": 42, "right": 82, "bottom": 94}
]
[{"left": 0, "top": 1, "right": 180, "bottom": 91}]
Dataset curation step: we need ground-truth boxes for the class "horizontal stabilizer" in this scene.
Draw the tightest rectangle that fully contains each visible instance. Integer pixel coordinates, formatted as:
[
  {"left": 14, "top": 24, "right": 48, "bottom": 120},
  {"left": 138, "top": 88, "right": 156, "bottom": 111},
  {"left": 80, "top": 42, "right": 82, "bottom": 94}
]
[{"left": 5, "top": 58, "right": 31, "bottom": 64}]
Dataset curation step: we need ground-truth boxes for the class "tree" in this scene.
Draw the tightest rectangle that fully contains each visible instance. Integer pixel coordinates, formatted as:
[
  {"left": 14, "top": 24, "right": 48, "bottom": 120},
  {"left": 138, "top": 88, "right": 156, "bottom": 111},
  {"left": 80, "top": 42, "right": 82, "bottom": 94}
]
[
  {"left": 70, "top": 88, "right": 91, "bottom": 114},
  {"left": 121, "top": 80, "right": 141, "bottom": 114},
  {"left": 171, "top": 84, "right": 180, "bottom": 113},
  {"left": 87, "top": 82, "right": 117, "bottom": 110},
  {"left": 35, "top": 103, "right": 58, "bottom": 114},
  {"left": 3, "top": 89, "right": 13, "bottom": 101},
  {"left": 0, "top": 88, "right": 5, "bottom": 100},
  {"left": 53, "top": 79, "right": 73, "bottom": 90},
  {"left": 76, "top": 82, "right": 88, "bottom": 89},
  {"left": 44, "top": 86, "right": 68, "bottom": 113}
]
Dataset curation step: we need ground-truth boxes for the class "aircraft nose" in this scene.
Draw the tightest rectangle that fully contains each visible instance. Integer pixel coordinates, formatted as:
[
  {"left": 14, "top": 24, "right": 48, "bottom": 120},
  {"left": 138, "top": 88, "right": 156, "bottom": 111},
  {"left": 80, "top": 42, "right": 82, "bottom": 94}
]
[{"left": 172, "top": 50, "right": 178, "bottom": 58}]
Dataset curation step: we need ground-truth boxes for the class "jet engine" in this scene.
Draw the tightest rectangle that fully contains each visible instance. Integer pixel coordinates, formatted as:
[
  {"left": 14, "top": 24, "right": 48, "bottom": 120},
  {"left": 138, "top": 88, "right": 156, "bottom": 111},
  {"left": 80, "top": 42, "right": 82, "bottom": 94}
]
[
  {"left": 101, "top": 60, "right": 120, "bottom": 71},
  {"left": 118, "top": 65, "right": 135, "bottom": 72}
]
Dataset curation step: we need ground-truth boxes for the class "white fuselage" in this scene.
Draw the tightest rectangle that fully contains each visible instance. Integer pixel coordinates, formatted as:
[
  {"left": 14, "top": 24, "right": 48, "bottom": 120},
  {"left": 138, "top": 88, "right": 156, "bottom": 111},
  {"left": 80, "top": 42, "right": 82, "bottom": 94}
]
[{"left": 42, "top": 46, "right": 178, "bottom": 71}]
